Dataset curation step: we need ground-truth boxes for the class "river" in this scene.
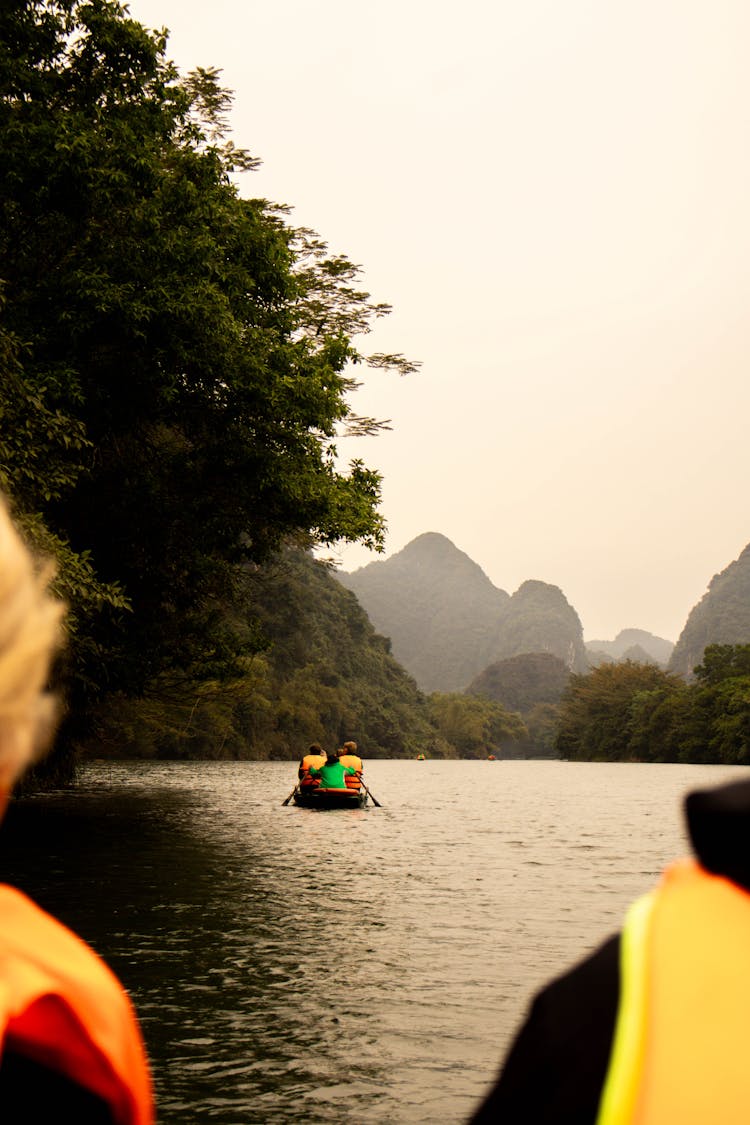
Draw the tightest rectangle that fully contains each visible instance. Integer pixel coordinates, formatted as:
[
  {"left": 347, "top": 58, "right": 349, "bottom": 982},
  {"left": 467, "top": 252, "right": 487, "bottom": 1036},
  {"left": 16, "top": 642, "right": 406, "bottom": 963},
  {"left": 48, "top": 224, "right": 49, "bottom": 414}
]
[{"left": 0, "top": 758, "right": 745, "bottom": 1123}]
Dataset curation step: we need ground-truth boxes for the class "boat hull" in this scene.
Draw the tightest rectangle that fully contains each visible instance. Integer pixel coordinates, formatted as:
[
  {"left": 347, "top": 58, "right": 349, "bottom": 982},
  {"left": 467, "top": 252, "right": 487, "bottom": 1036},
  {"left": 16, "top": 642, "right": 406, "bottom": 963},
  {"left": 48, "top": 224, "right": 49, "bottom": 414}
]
[{"left": 293, "top": 786, "right": 368, "bottom": 809}]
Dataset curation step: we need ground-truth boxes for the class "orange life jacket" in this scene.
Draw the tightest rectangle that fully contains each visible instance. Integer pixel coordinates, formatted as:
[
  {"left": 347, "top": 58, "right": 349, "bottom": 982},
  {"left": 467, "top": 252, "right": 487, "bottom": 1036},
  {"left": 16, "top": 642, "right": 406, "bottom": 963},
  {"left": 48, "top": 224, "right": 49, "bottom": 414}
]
[
  {"left": 339, "top": 753, "right": 362, "bottom": 788},
  {"left": 0, "top": 884, "right": 154, "bottom": 1124},
  {"left": 299, "top": 753, "right": 325, "bottom": 786},
  {"left": 597, "top": 858, "right": 750, "bottom": 1125}
]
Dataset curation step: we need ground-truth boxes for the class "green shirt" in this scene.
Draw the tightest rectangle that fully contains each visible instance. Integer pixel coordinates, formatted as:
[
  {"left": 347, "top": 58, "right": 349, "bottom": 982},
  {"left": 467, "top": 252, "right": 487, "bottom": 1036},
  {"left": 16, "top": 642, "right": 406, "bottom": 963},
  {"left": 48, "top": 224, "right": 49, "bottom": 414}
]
[{"left": 309, "top": 762, "right": 356, "bottom": 788}]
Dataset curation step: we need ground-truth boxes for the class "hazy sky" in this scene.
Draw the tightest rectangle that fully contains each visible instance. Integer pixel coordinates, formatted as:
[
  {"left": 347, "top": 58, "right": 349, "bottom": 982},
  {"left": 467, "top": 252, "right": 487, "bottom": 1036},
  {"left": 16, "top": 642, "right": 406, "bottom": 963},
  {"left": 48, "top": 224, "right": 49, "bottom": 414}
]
[{"left": 127, "top": 0, "right": 750, "bottom": 642}]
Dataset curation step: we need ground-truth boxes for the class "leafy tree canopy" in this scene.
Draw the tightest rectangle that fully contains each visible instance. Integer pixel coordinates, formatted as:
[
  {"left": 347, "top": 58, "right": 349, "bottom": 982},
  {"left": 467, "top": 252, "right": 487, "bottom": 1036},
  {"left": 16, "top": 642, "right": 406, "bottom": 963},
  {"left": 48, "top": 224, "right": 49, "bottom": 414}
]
[
  {"left": 555, "top": 650, "right": 750, "bottom": 766},
  {"left": 694, "top": 644, "right": 750, "bottom": 686},
  {"left": 0, "top": 1, "right": 415, "bottom": 736},
  {"left": 427, "top": 692, "right": 526, "bottom": 758},
  {"left": 556, "top": 661, "right": 682, "bottom": 762}
]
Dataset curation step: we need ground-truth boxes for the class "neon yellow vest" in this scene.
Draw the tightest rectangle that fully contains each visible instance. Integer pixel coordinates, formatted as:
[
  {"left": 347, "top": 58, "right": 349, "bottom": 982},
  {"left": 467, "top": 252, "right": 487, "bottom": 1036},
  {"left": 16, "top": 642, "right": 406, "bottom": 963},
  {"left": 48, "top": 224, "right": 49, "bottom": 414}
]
[{"left": 597, "top": 858, "right": 750, "bottom": 1125}]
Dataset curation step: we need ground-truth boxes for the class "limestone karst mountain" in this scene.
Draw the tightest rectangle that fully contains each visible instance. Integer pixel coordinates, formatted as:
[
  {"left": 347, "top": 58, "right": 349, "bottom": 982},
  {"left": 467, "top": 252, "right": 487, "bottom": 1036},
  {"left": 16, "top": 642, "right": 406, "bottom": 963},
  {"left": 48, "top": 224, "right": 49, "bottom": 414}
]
[
  {"left": 668, "top": 543, "right": 750, "bottom": 678},
  {"left": 337, "top": 532, "right": 587, "bottom": 692},
  {"left": 585, "top": 628, "right": 674, "bottom": 668}
]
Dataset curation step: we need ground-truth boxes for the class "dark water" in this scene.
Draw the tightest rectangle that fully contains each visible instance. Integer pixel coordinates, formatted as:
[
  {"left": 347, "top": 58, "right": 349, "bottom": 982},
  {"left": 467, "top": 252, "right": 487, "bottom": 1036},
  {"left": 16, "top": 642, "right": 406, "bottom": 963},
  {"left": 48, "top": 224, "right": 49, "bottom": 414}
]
[{"left": 0, "top": 758, "right": 745, "bottom": 1123}]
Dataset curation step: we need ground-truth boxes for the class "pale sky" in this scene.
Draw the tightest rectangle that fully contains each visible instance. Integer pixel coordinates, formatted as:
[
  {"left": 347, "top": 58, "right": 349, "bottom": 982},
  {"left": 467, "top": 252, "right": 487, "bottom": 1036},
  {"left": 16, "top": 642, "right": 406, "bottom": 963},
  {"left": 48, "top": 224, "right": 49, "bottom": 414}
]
[{"left": 127, "top": 0, "right": 750, "bottom": 643}]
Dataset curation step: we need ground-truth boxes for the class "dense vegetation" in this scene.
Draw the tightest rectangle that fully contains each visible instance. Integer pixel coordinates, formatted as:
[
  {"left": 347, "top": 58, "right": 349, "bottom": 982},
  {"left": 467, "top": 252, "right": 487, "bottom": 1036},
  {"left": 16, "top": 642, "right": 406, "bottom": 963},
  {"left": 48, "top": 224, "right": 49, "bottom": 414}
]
[
  {"left": 83, "top": 548, "right": 453, "bottom": 761},
  {"left": 466, "top": 652, "right": 571, "bottom": 757},
  {"left": 0, "top": 1, "right": 418, "bottom": 772},
  {"left": 556, "top": 646, "right": 750, "bottom": 764},
  {"left": 426, "top": 693, "right": 527, "bottom": 759}
]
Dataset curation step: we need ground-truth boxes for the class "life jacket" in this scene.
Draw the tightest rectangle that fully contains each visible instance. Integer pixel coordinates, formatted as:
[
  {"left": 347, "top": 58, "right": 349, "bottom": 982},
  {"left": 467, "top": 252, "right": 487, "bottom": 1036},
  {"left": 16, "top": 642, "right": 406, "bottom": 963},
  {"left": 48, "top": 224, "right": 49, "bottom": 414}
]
[
  {"left": 299, "top": 753, "right": 325, "bottom": 786},
  {"left": 339, "top": 753, "right": 362, "bottom": 789},
  {"left": 596, "top": 858, "right": 750, "bottom": 1125},
  {"left": 0, "top": 884, "right": 153, "bottom": 1124}
]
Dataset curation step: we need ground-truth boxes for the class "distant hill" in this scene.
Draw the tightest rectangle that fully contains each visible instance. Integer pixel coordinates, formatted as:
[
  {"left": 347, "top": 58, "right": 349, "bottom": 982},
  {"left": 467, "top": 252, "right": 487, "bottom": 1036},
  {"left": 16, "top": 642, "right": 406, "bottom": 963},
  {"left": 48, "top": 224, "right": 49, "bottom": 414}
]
[
  {"left": 338, "top": 533, "right": 587, "bottom": 692},
  {"left": 337, "top": 533, "right": 509, "bottom": 692},
  {"left": 668, "top": 543, "right": 750, "bottom": 678},
  {"left": 586, "top": 628, "right": 674, "bottom": 667},
  {"left": 466, "top": 652, "right": 571, "bottom": 713}
]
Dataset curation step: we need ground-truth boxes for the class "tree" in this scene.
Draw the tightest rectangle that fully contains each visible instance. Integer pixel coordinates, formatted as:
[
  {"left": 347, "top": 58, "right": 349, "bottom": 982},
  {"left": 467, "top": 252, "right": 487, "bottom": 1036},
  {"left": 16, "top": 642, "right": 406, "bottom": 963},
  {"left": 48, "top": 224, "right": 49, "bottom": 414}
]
[
  {"left": 0, "top": 2, "right": 414, "bottom": 760},
  {"left": 556, "top": 662, "right": 682, "bottom": 761},
  {"left": 428, "top": 693, "right": 527, "bottom": 758},
  {"left": 694, "top": 644, "right": 750, "bottom": 686}
]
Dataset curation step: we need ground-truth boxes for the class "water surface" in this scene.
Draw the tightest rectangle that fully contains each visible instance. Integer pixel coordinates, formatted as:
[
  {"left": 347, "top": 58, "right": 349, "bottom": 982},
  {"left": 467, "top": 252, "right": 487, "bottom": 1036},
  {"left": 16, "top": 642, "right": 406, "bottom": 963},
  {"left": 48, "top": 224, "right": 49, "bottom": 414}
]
[{"left": 0, "top": 758, "right": 744, "bottom": 1123}]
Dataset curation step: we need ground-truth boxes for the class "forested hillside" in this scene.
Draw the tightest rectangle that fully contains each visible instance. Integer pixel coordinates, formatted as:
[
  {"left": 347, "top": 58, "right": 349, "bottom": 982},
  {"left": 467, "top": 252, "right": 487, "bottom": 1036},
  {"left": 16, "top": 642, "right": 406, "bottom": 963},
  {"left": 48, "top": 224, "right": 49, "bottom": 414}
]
[
  {"left": 84, "top": 548, "right": 450, "bottom": 761},
  {"left": 669, "top": 544, "right": 750, "bottom": 678},
  {"left": 466, "top": 653, "right": 571, "bottom": 758},
  {"left": 467, "top": 652, "right": 571, "bottom": 713}
]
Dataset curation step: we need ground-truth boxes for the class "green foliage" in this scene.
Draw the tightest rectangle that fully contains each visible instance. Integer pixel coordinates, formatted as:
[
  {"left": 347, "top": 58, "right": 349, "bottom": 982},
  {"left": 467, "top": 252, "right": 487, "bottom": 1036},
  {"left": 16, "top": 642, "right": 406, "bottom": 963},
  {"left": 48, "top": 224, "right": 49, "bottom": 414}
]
[
  {"left": 427, "top": 692, "right": 527, "bottom": 759},
  {"left": 80, "top": 548, "right": 451, "bottom": 761},
  {"left": 0, "top": 1, "right": 415, "bottom": 764},
  {"left": 555, "top": 647, "right": 750, "bottom": 765},
  {"left": 522, "top": 703, "right": 561, "bottom": 757},
  {"left": 694, "top": 644, "right": 750, "bottom": 685},
  {"left": 556, "top": 661, "right": 682, "bottom": 761}
]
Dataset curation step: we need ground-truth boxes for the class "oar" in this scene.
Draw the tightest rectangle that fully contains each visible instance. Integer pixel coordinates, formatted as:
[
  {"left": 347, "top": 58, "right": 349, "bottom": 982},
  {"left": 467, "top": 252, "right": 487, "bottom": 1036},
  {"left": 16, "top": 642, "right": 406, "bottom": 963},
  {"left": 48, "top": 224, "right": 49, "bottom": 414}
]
[
  {"left": 281, "top": 785, "right": 298, "bottom": 806},
  {"left": 359, "top": 778, "right": 382, "bottom": 808}
]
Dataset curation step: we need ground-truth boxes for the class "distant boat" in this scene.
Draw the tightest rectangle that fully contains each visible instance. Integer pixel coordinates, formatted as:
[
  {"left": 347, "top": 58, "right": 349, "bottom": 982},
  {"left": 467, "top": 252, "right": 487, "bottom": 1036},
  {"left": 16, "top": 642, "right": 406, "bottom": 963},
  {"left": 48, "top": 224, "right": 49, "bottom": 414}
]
[{"left": 487, "top": 754, "right": 496, "bottom": 761}]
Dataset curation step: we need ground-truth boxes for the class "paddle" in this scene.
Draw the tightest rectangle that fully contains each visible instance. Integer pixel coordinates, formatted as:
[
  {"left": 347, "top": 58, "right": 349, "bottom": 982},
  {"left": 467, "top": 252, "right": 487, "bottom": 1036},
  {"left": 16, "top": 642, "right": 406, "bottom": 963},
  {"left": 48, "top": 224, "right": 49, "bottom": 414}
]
[
  {"left": 359, "top": 777, "right": 382, "bottom": 808},
  {"left": 281, "top": 785, "right": 298, "bottom": 806}
]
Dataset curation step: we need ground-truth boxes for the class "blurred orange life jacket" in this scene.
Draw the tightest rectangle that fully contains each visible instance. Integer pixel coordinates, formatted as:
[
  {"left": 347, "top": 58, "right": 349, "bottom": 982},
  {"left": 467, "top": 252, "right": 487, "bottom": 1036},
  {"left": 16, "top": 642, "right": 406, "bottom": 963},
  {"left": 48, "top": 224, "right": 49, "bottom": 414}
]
[{"left": 0, "top": 884, "right": 154, "bottom": 1124}]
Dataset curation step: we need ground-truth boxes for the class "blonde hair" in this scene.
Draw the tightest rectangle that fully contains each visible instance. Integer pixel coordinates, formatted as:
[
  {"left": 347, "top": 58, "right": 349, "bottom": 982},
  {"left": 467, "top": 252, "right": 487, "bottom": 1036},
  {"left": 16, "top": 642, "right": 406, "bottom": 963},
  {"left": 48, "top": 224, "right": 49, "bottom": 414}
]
[{"left": 0, "top": 499, "right": 64, "bottom": 788}]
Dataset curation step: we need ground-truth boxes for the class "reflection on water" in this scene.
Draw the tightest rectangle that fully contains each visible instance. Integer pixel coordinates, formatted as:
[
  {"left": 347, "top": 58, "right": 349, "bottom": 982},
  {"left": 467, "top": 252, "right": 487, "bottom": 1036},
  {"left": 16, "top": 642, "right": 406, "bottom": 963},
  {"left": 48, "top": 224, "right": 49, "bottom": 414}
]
[{"left": 0, "top": 758, "right": 746, "bottom": 1123}]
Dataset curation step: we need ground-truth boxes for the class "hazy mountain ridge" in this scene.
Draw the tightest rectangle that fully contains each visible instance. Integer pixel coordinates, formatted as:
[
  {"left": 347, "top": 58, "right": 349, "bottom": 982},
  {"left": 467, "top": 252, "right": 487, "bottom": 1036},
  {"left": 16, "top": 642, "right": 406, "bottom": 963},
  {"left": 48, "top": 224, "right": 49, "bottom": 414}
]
[
  {"left": 338, "top": 533, "right": 587, "bottom": 692},
  {"left": 668, "top": 543, "right": 750, "bottom": 678},
  {"left": 586, "top": 628, "right": 674, "bottom": 667}
]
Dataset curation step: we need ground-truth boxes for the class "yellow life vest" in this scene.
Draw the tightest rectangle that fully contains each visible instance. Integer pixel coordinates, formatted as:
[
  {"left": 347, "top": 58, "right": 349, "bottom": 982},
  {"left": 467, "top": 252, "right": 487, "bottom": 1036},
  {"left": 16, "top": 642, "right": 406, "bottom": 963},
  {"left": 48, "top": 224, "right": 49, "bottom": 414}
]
[
  {"left": 0, "top": 884, "right": 153, "bottom": 1123},
  {"left": 597, "top": 858, "right": 750, "bottom": 1125},
  {"left": 300, "top": 753, "right": 325, "bottom": 772}
]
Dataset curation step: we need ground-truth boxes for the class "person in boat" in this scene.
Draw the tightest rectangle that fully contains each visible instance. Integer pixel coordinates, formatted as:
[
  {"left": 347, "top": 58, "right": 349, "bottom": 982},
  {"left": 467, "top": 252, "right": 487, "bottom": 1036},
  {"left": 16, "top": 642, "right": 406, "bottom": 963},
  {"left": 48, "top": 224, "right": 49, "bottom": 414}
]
[
  {"left": 339, "top": 740, "right": 363, "bottom": 790},
  {"left": 298, "top": 742, "right": 326, "bottom": 787},
  {"left": 308, "top": 751, "right": 357, "bottom": 789},
  {"left": 0, "top": 496, "right": 153, "bottom": 1123},
  {"left": 469, "top": 776, "right": 750, "bottom": 1124}
]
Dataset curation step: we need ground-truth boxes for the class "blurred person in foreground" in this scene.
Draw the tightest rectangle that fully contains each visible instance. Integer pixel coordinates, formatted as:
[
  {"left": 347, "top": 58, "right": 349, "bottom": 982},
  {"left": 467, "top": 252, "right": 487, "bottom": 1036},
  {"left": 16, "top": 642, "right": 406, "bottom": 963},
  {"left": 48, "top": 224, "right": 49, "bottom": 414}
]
[
  {"left": 0, "top": 497, "right": 153, "bottom": 1123},
  {"left": 470, "top": 776, "right": 750, "bottom": 1124}
]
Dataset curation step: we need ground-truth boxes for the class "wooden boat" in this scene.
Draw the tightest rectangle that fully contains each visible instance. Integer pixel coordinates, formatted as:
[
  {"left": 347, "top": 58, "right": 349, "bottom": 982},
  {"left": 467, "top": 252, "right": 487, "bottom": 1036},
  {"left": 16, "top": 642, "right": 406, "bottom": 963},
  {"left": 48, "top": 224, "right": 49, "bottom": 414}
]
[{"left": 293, "top": 786, "right": 368, "bottom": 809}]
